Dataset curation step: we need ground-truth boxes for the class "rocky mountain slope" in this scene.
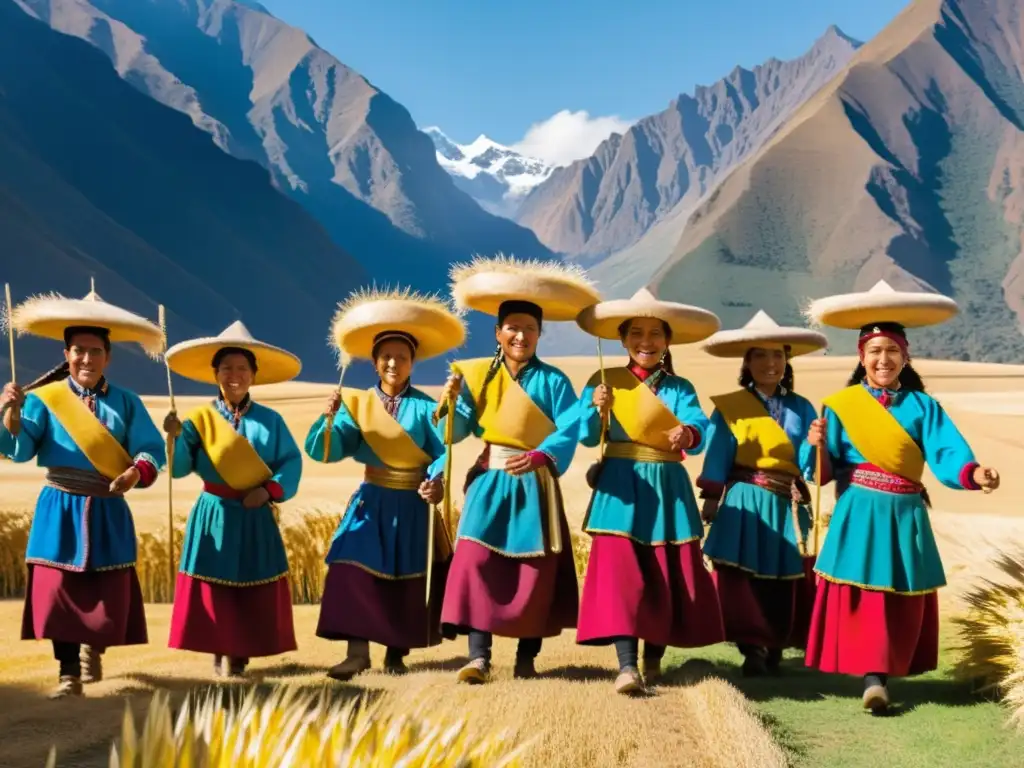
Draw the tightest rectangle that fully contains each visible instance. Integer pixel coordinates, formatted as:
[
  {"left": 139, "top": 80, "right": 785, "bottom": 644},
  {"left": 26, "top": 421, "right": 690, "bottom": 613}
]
[
  {"left": 0, "top": 0, "right": 370, "bottom": 392},
  {"left": 651, "top": 0, "right": 1024, "bottom": 362},
  {"left": 514, "top": 25, "right": 861, "bottom": 259},
  {"left": 14, "top": 0, "right": 552, "bottom": 290}
]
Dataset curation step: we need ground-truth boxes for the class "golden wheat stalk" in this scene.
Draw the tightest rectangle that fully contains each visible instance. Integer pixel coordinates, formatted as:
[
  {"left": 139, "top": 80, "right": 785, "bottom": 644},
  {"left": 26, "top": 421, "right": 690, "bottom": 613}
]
[
  {"left": 951, "top": 549, "right": 1024, "bottom": 731},
  {"left": 44, "top": 686, "right": 531, "bottom": 767}
]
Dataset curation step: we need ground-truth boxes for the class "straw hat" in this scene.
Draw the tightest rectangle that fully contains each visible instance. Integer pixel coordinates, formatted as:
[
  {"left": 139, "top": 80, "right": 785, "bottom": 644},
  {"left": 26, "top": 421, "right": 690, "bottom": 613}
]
[
  {"left": 450, "top": 253, "right": 601, "bottom": 322},
  {"left": 575, "top": 287, "right": 721, "bottom": 343},
  {"left": 805, "top": 280, "right": 958, "bottom": 329},
  {"left": 165, "top": 320, "right": 301, "bottom": 385},
  {"left": 7, "top": 289, "right": 164, "bottom": 357},
  {"left": 702, "top": 310, "right": 828, "bottom": 358},
  {"left": 330, "top": 287, "right": 466, "bottom": 362}
]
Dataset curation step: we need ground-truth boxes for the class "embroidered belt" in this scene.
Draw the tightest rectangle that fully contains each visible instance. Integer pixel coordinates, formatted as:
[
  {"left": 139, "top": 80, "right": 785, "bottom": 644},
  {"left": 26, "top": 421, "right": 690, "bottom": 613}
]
[
  {"left": 46, "top": 467, "right": 122, "bottom": 498},
  {"left": 484, "top": 443, "right": 563, "bottom": 555},
  {"left": 849, "top": 464, "right": 924, "bottom": 495},
  {"left": 728, "top": 467, "right": 811, "bottom": 505},
  {"left": 203, "top": 482, "right": 247, "bottom": 500},
  {"left": 364, "top": 465, "right": 425, "bottom": 491},
  {"left": 604, "top": 442, "right": 680, "bottom": 463}
]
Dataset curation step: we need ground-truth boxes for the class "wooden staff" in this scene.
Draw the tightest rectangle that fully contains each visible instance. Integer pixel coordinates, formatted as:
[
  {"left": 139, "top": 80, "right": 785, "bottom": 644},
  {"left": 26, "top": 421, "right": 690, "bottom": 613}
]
[
  {"left": 159, "top": 305, "right": 177, "bottom": 600},
  {"left": 321, "top": 357, "right": 348, "bottom": 463},
  {"left": 427, "top": 364, "right": 457, "bottom": 607},
  {"left": 597, "top": 338, "right": 608, "bottom": 455},
  {"left": 4, "top": 284, "right": 19, "bottom": 436},
  {"left": 813, "top": 436, "right": 823, "bottom": 556}
]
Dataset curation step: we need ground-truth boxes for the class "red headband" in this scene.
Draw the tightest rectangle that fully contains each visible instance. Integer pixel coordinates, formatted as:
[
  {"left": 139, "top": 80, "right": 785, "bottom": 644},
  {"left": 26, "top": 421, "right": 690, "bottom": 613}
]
[{"left": 858, "top": 329, "right": 909, "bottom": 358}]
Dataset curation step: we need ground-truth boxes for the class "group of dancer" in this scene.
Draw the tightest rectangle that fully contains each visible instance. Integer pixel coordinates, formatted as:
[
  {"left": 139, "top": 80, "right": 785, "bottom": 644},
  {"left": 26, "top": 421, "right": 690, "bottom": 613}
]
[{"left": 0, "top": 256, "right": 1001, "bottom": 714}]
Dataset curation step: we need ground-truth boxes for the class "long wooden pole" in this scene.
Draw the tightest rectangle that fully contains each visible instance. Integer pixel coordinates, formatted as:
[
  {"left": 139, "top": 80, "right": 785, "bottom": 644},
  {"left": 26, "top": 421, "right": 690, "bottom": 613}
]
[
  {"left": 813, "top": 440, "right": 822, "bottom": 556},
  {"left": 159, "top": 305, "right": 176, "bottom": 601},
  {"left": 4, "top": 284, "right": 19, "bottom": 436},
  {"left": 596, "top": 339, "right": 607, "bottom": 455}
]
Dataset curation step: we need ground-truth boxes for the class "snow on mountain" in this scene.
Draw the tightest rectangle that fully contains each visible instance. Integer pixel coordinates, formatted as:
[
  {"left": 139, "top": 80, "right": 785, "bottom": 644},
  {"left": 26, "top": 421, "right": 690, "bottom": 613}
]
[{"left": 423, "top": 127, "right": 553, "bottom": 218}]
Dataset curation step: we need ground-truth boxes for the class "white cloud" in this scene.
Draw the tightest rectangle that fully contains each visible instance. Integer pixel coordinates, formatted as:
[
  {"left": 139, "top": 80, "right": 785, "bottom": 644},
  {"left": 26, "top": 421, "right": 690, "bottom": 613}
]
[{"left": 510, "top": 109, "right": 635, "bottom": 168}]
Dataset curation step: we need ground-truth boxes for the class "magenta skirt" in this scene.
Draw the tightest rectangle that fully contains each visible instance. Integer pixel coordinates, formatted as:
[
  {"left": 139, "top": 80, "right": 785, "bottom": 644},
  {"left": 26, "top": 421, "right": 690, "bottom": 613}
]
[
  {"left": 712, "top": 558, "right": 816, "bottom": 650},
  {"left": 168, "top": 573, "right": 296, "bottom": 658},
  {"left": 576, "top": 535, "right": 724, "bottom": 647},
  {"left": 21, "top": 563, "right": 148, "bottom": 646},
  {"left": 441, "top": 523, "right": 578, "bottom": 639},
  {"left": 804, "top": 578, "right": 940, "bottom": 676},
  {"left": 316, "top": 560, "right": 450, "bottom": 649}
]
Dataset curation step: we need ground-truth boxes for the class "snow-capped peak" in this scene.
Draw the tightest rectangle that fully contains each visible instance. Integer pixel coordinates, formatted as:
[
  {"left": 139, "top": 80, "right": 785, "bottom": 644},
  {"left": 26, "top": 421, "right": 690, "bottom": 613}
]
[{"left": 423, "top": 127, "right": 553, "bottom": 218}]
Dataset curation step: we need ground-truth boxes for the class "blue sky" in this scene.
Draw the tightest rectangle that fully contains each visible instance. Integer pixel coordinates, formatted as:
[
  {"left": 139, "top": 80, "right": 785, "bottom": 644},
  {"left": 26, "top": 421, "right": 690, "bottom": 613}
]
[{"left": 259, "top": 0, "right": 908, "bottom": 163}]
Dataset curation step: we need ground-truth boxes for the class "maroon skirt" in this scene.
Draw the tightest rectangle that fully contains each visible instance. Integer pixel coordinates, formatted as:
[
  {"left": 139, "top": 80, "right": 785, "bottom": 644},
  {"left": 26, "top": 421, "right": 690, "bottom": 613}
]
[
  {"left": 441, "top": 516, "right": 578, "bottom": 639},
  {"left": 804, "top": 578, "right": 939, "bottom": 676},
  {"left": 712, "top": 557, "right": 816, "bottom": 650},
  {"left": 316, "top": 560, "right": 450, "bottom": 649},
  {"left": 576, "top": 535, "right": 725, "bottom": 648},
  {"left": 21, "top": 563, "right": 148, "bottom": 647},
  {"left": 168, "top": 573, "right": 296, "bottom": 658}
]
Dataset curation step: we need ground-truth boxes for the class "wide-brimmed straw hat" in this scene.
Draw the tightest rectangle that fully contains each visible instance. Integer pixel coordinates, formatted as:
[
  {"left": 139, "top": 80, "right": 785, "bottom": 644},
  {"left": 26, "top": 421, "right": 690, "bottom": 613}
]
[
  {"left": 330, "top": 287, "right": 466, "bottom": 362},
  {"left": 805, "top": 280, "right": 958, "bottom": 329},
  {"left": 450, "top": 253, "right": 601, "bottom": 322},
  {"left": 7, "top": 289, "right": 165, "bottom": 357},
  {"left": 165, "top": 320, "right": 301, "bottom": 385},
  {"left": 702, "top": 310, "right": 828, "bottom": 358},
  {"left": 575, "top": 287, "right": 721, "bottom": 343}
]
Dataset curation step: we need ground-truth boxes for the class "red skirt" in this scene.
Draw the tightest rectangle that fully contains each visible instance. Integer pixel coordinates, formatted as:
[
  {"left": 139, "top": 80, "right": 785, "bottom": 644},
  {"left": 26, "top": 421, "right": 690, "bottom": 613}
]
[
  {"left": 804, "top": 578, "right": 939, "bottom": 676},
  {"left": 168, "top": 573, "right": 297, "bottom": 658},
  {"left": 441, "top": 532, "right": 578, "bottom": 639},
  {"left": 576, "top": 535, "right": 724, "bottom": 648},
  {"left": 316, "top": 560, "right": 449, "bottom": 649},
  {"left": 21, "top": 564, "right": 148, "bottom": 647},
  {"left": 711, "top": 558, "right": 816, "bottom": 649}
]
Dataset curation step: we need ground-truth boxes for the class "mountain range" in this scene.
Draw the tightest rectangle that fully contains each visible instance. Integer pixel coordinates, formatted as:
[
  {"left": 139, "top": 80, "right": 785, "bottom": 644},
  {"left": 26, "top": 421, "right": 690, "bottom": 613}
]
[{"left": 5, "top": 0, "right": 1024, "bottom": 375}]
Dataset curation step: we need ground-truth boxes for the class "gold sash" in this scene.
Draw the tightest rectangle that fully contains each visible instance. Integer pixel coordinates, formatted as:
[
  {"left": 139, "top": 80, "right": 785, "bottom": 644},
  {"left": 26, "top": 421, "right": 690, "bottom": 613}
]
[
  {"left": 711, "top": 389, "right": 800, "bottom": 477},
  {"left": 34, "top": 381, "right": 132, "bottom": 481},
  {"left": 604, "top": 442, "right": 680, "bottom": 463},
  {"left": 186, "top": 404, "right": 273, "bottom": 491},
  {"left": 453, "top": 358, "right": 555, "bottom": 450},
  {"left": 587, "top": 367, "right": 681, "bottom": 453},
  {"left": 343, "top": 390, "right": 432, "bottom": 470},
  {"left": 822, "top": 385, "right": 925, "bottom": 482}
]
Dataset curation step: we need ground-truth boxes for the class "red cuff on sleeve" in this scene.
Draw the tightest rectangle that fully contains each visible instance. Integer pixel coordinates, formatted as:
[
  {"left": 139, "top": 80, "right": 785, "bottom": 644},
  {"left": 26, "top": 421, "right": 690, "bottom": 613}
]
[
  {"left": 960, "top": 462, "right": 981, "bottom": 490},
  {"left": 526, "top": 450, "right": 551, "bottom": 470},
  {"left": 263, "top": 480, "right": 285, "bottom": 502},
  {"left": 133, "top": 459, "right": 157, "bottom": 489},
  {"left": 696, "top": 478, "right": 724, "bottom": 500}
]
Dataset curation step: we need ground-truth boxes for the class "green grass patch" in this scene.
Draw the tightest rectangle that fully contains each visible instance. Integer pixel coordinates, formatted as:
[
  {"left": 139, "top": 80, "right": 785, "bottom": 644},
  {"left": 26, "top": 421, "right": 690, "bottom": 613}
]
[{"left": 663, "top": 623, "right": 1021, "bottom": 767}]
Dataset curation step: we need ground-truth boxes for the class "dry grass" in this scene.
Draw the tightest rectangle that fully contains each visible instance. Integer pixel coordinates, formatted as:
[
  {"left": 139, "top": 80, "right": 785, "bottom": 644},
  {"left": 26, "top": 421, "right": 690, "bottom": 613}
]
[
  {"left": 952, "top": 549, "right": 1024, "bottom": 731},
  {"left": 47, "top": 687, "right": 529, "bottom": 767}
]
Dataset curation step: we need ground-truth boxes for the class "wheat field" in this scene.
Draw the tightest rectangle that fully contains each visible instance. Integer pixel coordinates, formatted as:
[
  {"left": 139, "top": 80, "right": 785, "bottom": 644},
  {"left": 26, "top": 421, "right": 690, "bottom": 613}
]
[{"left": 2, "top": 349, "right": 1024, "bottom": 766}]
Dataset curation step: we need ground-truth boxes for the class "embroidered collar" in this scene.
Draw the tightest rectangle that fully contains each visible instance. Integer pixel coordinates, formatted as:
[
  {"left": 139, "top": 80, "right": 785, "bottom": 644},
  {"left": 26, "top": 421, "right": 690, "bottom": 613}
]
[
  {"left": 747, "top": 382, "right": 787, "bottom": 423},
  {"left": 375, "top": 380, "right": 411, "bottom": 417},
  {"left": 67, "top": 375, "right": 109, "bottom": 399},
  {"left": 861, "top": 380, "right": 902, "bottom": 408},
  {"left": 627, "top": 360, "right": 668, "bottom": 392},
  {"left": 216, "top": 393, "right": 252, "bottom": 427}
]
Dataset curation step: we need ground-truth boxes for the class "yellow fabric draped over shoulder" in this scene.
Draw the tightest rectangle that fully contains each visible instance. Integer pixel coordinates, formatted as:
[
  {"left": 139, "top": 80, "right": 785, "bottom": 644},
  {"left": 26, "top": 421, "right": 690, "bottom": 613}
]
[
  {"left": 589, "top": 367, "right": 681, "bottom": 453},
  {"left": 453, "top": 358, "right": 555, "bottom": 450},
  {"left": 186, "top": 404, "right": 273, "bottom": 491},
  {"left": 34, "top": 381, "right": 133, "bottom": 480},
  {"left": 822, "top": 385, "right": 925, "bottom": 482},
  {"left": 341, "top": 390, "right": 432, "bottom": 470},
  {"left": 710, "top": 389, "right": 800, "bottom": 476}
]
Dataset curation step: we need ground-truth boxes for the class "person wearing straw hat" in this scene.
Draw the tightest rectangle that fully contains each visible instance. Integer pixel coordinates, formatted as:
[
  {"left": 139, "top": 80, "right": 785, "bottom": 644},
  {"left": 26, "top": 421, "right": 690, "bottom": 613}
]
[
  {"left": 0, "top": 289, "right": 166, "bottom": 699},
  {"left": 305, "top": 287, "right": 466, "bottom": 681},
  {"left": 162, "top": 320, "right": 304, "bottom": 678},
  {"left": 802, "top": 280, "right": 1000, "bottom": 712},
  {"left": 574, "top": 287, "right": 724, "bottom": 694},
  {"left": 697, "top": 310, "right": 828, "bottom": 677},
  {"left": 437, "top": 255, "right": 600, "bottom": 684}
]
